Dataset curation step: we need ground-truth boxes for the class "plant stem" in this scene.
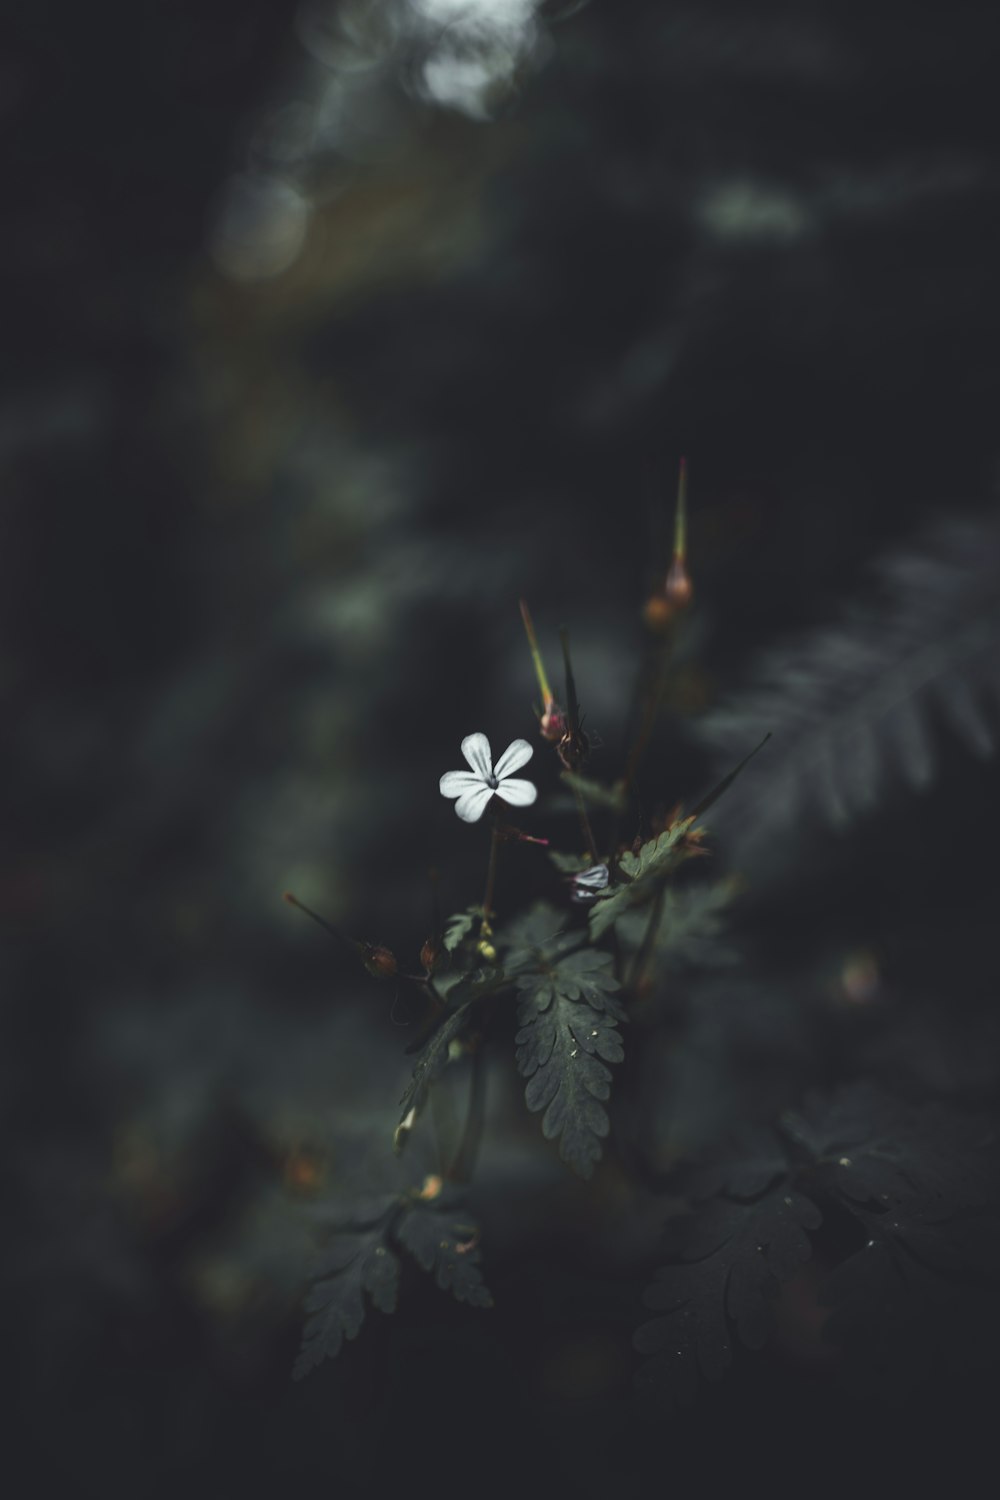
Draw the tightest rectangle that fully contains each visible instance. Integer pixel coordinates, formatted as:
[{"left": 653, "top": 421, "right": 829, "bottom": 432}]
[
  {"left": 628, "top": 885, "right": 667, "bottom": 993},
  {"left": 621, "top": 632, "right": 675, "bottom": 795},
  {"left": 571, "top": 781, "right": 599, "bottom": 865},
  {"left": 520, "top": 597, "right": 555, "bottom": 710},
  {"left": 481, "top": 817, "right": 500, "bottom": 920},
  {"left": 447, "top": 1044, "right": 488, "bottom": 1183}
]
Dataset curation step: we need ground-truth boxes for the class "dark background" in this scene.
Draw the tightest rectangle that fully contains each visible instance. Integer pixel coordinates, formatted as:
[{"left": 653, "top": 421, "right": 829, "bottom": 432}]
[{"left": 4, "top": 0, "right": 999, "bottom": 1492}]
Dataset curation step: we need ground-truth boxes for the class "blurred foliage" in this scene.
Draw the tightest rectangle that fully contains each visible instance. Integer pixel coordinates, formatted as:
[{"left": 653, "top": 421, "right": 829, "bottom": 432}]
[{"left": 4, "top": 0, "right": 1000, "bottom": 1492}]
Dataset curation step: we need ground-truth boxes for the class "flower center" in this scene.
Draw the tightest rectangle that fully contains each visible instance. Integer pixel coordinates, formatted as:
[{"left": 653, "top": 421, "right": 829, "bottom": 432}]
[{"left": 486, "top": 773, "right": 499, "bottom": 789}]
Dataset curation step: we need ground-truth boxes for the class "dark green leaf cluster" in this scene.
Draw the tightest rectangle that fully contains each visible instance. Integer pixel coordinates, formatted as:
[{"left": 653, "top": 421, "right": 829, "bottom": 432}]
[
  {"left": 696, "top": 515, "right": 1000, "bottom": 866},
  {"left": 589, "top": 821, "right": 702, "bottom": 939},
  {"left": 634, "top": 1128, "right": 819, "bottom": 1408},
  {"left": 294, "top": 1192, "right": 493, "bottom": 1379},
  {"left": 783, "top": 1084, "right": 1000, "bottom": 1397},
  {"left": 395, "top": 967, "right": 509, "bottom": 1150},
  {"left": 394, "top": 1204, "right": 494, "bottom": 1308},
  {"left": 635, "top": 1086, "right": 1000, "bottom": 1409},
  {"left": 614, "top": 877, "right": 741, "bottom": 970}
]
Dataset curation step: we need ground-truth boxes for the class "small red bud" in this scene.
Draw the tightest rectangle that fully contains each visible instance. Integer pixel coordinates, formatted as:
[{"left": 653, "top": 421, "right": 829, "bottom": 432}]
[
  {"left": 362, "top": 943, "right": 398, "bottom": 979},
  {"left": 539, "top": 702, "right": 567, "bottom": 742}
]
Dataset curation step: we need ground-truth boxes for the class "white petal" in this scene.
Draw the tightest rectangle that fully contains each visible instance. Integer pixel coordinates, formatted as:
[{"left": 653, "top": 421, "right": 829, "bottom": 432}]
[
  {"left": 493, "top": 738, "right": 534, "bottom": 780},
  {"left": 454, "top": 782, "right": 495, "bottom": 822},
  {"left": 440, "top": 770, "right": 483, "bottom": 799},
  {"left": 461, "top": 732, "right": 493, "bottom": 779},
  {"left": 574, "top": 864, "right": 609, "bottom": 891},
  {"left": 494, "top": 777, "right": 537, "bottom": 809}
]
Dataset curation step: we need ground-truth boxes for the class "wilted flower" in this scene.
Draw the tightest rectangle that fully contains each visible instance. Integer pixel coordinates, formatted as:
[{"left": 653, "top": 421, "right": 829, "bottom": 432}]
[
  {"left": 439, "top": 733, "right": 538, "bottom": 823},
  {"left": 569, "top": 863, "right": 610, "bottom": 903}
]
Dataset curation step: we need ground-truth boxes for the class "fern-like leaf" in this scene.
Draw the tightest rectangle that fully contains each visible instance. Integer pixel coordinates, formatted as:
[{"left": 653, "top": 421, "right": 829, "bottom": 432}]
[
  {"left": 614, "top": 877, "right": 741, "bottom": 969},
  {"left": 782, "top": 1084, "right": 1000, "bottom": 1397},
  {"left": 514, "top": 943, "right": 625, "bottom": 1178},
  {"left": 588, "top": 820, "right": 701, "bottom": 939},
  {"left": 293, "top": 1227, "right": 400, "bottom": 1379},
  {"left": 395, "top": 1203, "right": 494, "bottom": 1308},
  {"left": 633, "top": 1128, "right": 819, "bottom": 1409},
  {"left": 442, "top": 907, "right": 482, "bottom": 953},
  {"left": 396, "top": 968, "right": 508, "bottom": 1149},
  {"left": 696, "top": 514, "right": 1000, "bottom": 862}
]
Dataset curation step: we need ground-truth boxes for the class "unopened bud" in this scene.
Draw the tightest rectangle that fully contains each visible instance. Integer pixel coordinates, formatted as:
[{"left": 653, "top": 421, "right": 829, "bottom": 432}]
[
  {"left": 539, "top": 702, "right": 567, "bottom": 742},
  {"left": 476, "top": 917, "right": 497, "bottom": 964},
  {"left": 664, "top": 553, "right": 693, "bottom": 609},
  {"left": 419, "top": 936, "right": 440, "bottom": 974},
  {"left": 362, "top": 943, "right": 398, "bottom": 979},
  {"left": 416, "top": 1173, "right": 444, "bottom": 1202},
  {"left": 642, "top": 593, "right": 674, "bottom": 632}
]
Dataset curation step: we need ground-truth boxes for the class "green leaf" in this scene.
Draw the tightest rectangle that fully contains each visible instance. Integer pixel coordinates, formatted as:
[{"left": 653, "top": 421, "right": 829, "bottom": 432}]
[
  {"left": 782, "top": 1084, "right": 1000, "bottom": 1396},
  {"left": 394, "top": 1203, "right": 494, "bottom": 1308},
  {"left": 633, "top": 1128, "right": 819, "bottom": 1410},
  {"left": 614, "top": 878, "right": 741, "bottom": 969},
  {"left": 547, "top": 849, "right": 593, "bottom": 875},
  {"left": 395, "top": 969, "right": 508, "bottom": 1150},
  {"left": 559, "top": 770, "right": 626, "bottom": 811},
  {"left": 514, "top": 946, "right": 625, "bottom": 1178},
  {"left": 588, "top": 821, "right": 700, "bottom": 939},
  {"left": 293, "top": 1228, "right": 400, "bottom": 1379},
  {"left": 497, "top": 901, "right": 582, "bottom": 971},
  {"left": 443, "top": 907, "right": 483, "bottom": 953}
]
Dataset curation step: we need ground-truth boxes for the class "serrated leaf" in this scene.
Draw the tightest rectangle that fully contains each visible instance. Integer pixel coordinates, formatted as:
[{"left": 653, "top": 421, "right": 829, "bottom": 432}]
[
  {"left": 396, "top": 969, "right": 508, "bottom": 1148},
  {"left": 614, "top": 878, "right": 741, "bottom": 970},
  {"left": 394, "top": 1204, "right": 494, "bottom": 1308},
  {"left": 293, "top": 1229, "right": 400, "bottom": 1379},
  {"left": 497, "top": 901, "right": 583, "bottom": 970},
  {"left": 443, "top": 907, "right": 482, "bottom": 953},
  {"left": 694, "top": 514, "right": 1000, "bottom": 867},
  {"left": 782, "top": 1081, "right": 995, "bottom": 1212},
  {"left": 783, "top": 1083, "right": 1000, "bottom": 1396},
  {"left": 634, "top": 1133, "right": 820, "bottom": 1409},
  {"left": 515, "top": 946, "right": 624, "bottom": 1178},
  {"left": 588, "top": 822, "right": 700, "bottom": 939}
]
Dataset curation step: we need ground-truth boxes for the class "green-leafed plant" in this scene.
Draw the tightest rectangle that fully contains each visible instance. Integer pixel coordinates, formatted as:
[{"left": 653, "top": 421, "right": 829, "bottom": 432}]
[{"left": 284, "top": 472, "right": 1000, "bottom": 1408}]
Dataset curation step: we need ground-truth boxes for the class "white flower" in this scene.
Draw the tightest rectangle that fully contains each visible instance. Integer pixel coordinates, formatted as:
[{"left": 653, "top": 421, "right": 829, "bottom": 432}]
[
  {"left": 439, "top": 732, "right": 538, "bottom": 823},
  {"left": 569, "top": 863, "right": 610, "bottom": 903}
]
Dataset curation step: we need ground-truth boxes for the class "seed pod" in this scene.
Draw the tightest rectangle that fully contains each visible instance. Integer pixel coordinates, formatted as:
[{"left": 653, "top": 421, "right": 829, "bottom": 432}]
[
  {"left": 419, "top": 936, "right": 440, "bottom": 974},
  {"left": 362, "top": 943, "right": 398, "bottom": 979}
]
